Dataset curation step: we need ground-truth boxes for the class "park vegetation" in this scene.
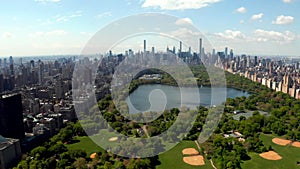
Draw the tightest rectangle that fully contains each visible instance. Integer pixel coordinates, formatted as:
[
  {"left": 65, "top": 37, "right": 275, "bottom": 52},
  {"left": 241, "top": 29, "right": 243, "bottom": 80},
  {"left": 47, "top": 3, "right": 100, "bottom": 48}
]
[
  {"left": 15, "top": 65, "right": 300, "bottom": 169},
  {"left": 14, "top": 122, "right": 158, "bottom": 169}
]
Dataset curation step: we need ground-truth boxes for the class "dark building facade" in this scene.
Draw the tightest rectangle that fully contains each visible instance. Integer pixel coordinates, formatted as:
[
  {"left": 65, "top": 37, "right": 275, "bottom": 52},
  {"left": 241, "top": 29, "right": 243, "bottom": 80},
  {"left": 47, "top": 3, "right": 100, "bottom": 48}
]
[{"left": 0, "top": 93, "right": 24, "bottom": 139}]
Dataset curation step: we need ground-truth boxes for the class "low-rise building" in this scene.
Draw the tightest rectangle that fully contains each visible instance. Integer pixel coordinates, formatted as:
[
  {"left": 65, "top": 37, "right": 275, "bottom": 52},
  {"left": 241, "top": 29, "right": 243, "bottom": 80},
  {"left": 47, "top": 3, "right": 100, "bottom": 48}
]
[
  {"left": 60, "top": 105, "right": 76, "bottom": 122},
  {"left": 0, "top": 136, "right": 21, "bottom": 169}
]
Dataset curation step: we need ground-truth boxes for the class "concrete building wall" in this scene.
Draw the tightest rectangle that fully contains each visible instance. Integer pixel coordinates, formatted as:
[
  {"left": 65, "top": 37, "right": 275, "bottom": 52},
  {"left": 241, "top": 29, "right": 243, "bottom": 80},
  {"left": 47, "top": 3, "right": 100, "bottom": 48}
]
[{"left": 0, "top": 139, "right": 21, "bottom": 169}]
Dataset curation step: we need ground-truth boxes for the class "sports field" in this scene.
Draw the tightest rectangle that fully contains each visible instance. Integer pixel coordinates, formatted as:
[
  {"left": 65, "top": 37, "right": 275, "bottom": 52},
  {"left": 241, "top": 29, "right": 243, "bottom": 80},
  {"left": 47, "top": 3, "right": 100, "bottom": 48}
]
[
  {"left": 66, "top": 133, "right": 300, "bottom": 168},
  {"left": 242, "top": 134, "right": 300, "bottom": 169},
  {"left": 157, "top": 141, "right": 213, "bottom": 169},
  {"left": 67, "top": 137, "right": 213, "bottom": 168}
]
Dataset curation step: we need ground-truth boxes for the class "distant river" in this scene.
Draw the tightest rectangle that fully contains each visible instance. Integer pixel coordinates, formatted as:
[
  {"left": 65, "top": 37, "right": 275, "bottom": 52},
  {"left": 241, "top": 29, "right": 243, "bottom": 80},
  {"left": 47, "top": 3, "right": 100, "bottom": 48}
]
[{"left": 126, "top": 84, "right": 249, "bottom": 114}]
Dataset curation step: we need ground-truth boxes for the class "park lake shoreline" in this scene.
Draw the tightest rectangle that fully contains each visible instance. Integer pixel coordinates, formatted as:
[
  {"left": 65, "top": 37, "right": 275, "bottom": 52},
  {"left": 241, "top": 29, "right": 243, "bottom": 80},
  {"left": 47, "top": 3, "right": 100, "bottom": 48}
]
[{"left": 126, "top": 84, "right": 250, "bottom": 114}]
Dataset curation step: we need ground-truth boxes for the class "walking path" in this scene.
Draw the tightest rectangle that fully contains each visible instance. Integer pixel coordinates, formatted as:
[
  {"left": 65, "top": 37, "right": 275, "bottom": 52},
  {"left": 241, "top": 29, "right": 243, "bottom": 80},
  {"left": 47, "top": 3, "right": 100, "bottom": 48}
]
[
  {"left": 194, "top": 140, "right": 217, "bottom": 169},
  {"left": 210, "top": 159, "right": 217, "bottom": 169},
  {"left": 142, "top": 125, "right": 150, "bottom": 138}
]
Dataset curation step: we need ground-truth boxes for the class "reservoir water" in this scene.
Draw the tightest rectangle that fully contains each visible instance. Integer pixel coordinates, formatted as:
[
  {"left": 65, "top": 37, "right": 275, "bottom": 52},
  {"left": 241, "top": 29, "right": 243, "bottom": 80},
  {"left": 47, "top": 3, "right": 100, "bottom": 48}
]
[{"left": 126, "top": 84, "right": 249, "bottom": 114}]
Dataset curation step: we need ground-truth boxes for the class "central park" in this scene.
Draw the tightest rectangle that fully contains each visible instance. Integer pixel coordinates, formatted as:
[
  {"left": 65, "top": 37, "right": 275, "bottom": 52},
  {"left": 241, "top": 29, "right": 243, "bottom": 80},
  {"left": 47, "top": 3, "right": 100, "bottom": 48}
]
[{"left": 14, "top": 65, "right": 300, "bottom": 169}]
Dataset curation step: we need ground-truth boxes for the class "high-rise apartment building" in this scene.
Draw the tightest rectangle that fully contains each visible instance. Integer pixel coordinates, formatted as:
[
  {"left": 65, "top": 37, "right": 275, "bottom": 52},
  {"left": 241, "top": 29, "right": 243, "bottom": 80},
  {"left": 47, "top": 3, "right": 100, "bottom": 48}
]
[{"left": 0, "top": 93, "right": 24, "bottom": 139}]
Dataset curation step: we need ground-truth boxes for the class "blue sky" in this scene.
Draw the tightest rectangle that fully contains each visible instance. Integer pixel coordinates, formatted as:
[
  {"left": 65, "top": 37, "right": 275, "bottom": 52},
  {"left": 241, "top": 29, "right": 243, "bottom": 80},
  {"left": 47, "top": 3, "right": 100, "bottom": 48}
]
[{"left": 0, "top": 0, "right": 299, "bottom": 56}]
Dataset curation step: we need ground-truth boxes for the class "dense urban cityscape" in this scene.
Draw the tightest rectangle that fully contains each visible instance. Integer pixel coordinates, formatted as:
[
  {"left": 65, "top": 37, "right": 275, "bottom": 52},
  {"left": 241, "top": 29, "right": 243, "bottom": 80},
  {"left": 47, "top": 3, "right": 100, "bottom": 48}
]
[
  {"left": 0, "top": 35, "right": 300, "bottom": 168},
  {"left": 1, "top": 0, "right": 300, "bottom": 168}
]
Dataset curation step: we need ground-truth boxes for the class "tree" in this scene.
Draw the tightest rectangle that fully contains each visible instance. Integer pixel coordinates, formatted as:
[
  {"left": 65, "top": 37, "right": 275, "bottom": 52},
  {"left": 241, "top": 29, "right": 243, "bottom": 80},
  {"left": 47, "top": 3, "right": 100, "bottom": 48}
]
[
  {"left": 103, "top": 161, "right": 112, "bottom": 169},
  {"left": 239, "top": 116, "right": 246, "bottom": 121},
  {"left": 73, "top": 122, "right": 86, "bottom": 136},
  {"left": 30, "top": 146, "right": 47, "bottom": 159},
  {"left": 73, "top": 157, "right": 87, "bottom": 169},
  {"left": 113, "top": 161, "right": 126, "bottom": 169},
  {"left": 44, "top": 157, "right": 57, "bottom": 169},
  {"left": 59, "top": 128, "right": 74, "bottom": 142},
  {"left": 16, "top": 160, "right": 29, "bottom": 169},
  {"left": 49, "top": 142, "right": 67, "bottom": 155},
  {"left": 57, "top": 159, "right": 69, "bottom": 168},
  {"left": 69, "top": 149, "right": 87, "bottom": 160}
]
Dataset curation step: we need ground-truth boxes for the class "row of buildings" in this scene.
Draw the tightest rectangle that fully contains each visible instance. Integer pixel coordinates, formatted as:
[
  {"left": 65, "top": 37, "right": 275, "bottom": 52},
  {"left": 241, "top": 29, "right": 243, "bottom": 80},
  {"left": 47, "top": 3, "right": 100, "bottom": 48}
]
[{"left": 218, "top": 53, "right": 300, "bottom": 99}]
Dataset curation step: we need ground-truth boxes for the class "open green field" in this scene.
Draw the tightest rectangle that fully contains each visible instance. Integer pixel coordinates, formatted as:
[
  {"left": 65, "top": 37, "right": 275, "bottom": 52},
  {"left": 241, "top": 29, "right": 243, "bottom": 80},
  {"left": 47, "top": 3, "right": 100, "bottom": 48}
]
[
  {"left": 67, "top": 137, "right": 213, "bottom": 168},
  {"left": 66, "top": 136, "right": 105, "bottom": 156},
  {"left": 66, "top": 129, "right": 122, "bottom": 156},
  {"left": 157, "top": 141, "right": 213, "bottom": 169},
  {"left": 66, "top": 134, "right": 300, "bottom": 168},
  {"left": 242, "top": 134, "right": 300, "bottom": 169}
]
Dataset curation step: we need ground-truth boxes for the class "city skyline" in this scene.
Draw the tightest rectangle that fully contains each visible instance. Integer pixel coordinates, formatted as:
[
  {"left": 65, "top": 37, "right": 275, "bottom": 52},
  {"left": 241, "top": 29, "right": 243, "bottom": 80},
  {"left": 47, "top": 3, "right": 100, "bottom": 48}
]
[{"left": 0, "top": 0, "right": 299, "bottom": 56}]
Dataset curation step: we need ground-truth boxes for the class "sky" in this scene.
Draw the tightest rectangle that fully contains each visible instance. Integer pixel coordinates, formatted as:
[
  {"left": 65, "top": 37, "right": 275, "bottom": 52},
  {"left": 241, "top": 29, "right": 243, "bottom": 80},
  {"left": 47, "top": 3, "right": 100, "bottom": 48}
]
[{"left": 0, "top": 0, "right": 299, "bottom": 57}]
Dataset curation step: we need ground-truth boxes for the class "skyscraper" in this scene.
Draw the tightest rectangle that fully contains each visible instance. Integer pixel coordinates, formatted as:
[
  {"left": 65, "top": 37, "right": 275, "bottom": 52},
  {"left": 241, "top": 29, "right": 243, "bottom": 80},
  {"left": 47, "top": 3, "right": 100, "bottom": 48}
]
[
  {"left": 3, "top": 58, "right": 7, "bottom": 68},
  {"left": 0, "top": 93, "right": 24, "bottom": 139},
  {"left": 144, "top": 40, "right": 146, "bottom": 53},
  {"left": 225, "top": 47, "right": 228, "bottom": 59},
  {"left": 247, "top": 55, "right": 251, "bottom": 68},
  {"left": 179, "top": 41, "right": 182, "bottom": 57},
  {"left": 229, "top": 49, "right": 234, "bottom": 60},
  {"left": 179, "top": 41, "right": 182, "bottom": 52},
  {"left": 254, "top": 56, "right": 258, "bottom": 66},
  {"left": 151, "top": 46, "right": 155, "bottom": 54},
  {"left": 9, "top": 56, "right": 14, "bottom": 77},
  {"left": 212, "top": 49, "right": 216, "bottom": 56},
  {"left": 199, "top": 38, "right": 202, "bottom": 60}
]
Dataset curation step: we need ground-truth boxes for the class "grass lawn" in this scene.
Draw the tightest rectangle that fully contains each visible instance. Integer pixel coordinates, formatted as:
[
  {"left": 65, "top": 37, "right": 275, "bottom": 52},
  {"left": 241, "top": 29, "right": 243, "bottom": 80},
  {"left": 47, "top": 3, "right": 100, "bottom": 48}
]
[
  {"left": 66, "top": 129, "right": 121, "bottom": 156},
  {"left": 66, "top": 136, "right": 105, "bottom": 156},
  {"left": 242, "top": 134, "right": 300, "bottom": 169},
  {"left": 157, "top": 141, "right": 213, "bottom": 169}
]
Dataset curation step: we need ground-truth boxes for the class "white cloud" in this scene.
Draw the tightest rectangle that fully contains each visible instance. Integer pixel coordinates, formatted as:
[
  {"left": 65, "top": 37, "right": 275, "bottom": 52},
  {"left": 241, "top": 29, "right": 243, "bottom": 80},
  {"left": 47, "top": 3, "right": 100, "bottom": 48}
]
[
  {"left": 46, "top": 30, "right": 67, "bottom": 36},
  {"left": 56, "top": 11, "right": 82, "bottom": 23},
  {"left": 69, "top": 10, "right": 83, "bottom": 18},
  {"left": 215, "top": 30, "right": 246, "bottom": 40},
  {"left": 141, "top": 0, "right": 221, "bottom": 10},
  {"left": 240, "top": 20, "right": 245, "bottom": 24},
  {"left": 282, "top": 0, "right": 293, "bottom": 3},
  {"left": 236, "top": 7, "right": 246, "bottom": 13},
  {"left": 272, "top": 15, "right": 294, "bottom": 25},
  {"left": 167, "top": 28, "right": 200, "bottom": 46},
  {"left": 175, "top": 18, "right": 193, "bottom": 25},
  {"left": 96, "top": 12, "right": 112, "bottom": 19},
  {"left": 38, "top": 11, "right": 82, "bottom": 25},
  {"left": 251, "top": 13, "right": 263, "bottom": 20},
  {"left": 170, "top": 28, "right": 201, "bottom": 38},
  {"left": 254, "top": 29, "right": 296, "bottom": 43},
  {"left": 29, "top": 30, "right": 67, "bottom": 38},
  {"left": 2, "top": 32, "right": 14, "bottom": 39},
  {"left": 56, "top": 16, "right": 68, "bottom": 22},
  {"left": 80, "top": 32, "right": 92, "bottom": 36},
  {"left": 29, "top": 32, "right": 44, "bottom": 38},
  {"left": 40, "top": 19, "right": 52, "bottom": 25}
]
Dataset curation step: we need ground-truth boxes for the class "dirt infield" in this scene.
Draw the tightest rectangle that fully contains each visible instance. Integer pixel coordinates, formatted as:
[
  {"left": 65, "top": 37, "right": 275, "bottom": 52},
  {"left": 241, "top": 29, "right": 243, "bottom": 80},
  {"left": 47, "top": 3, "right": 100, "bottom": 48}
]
[
  {"left": 90, "top": 153, "right": 97, "bottom": 159},
  {"left": 272, "top": 138, "right": 292, "bottom": 146},
  {"left": 109, "top": 137, "right": 118, "bottom": 142},
  {"left": 291, "top": 141, "right": 300, "bottom": 148},
  {"left": 183, "top": 155, "right": 205, "bottom": 166},
  {"left": 182, "top": 148, "right": 199, "bottom": 155},
  {"left": 259, "top": 151, "right": 282, "bottom": 160}
]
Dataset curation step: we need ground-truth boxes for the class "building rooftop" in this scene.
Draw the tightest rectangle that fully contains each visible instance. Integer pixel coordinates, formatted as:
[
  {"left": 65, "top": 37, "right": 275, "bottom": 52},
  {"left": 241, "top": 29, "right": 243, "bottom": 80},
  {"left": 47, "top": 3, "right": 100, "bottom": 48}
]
[
  {"left": 1, "top": 93, "right": 19, "bottom": 99},
  {"left": 0, "top": 135, "right": 7, "bottom": 142},
  {"left": 0, "top": 135, "right": 19, "bottom": 150}
]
